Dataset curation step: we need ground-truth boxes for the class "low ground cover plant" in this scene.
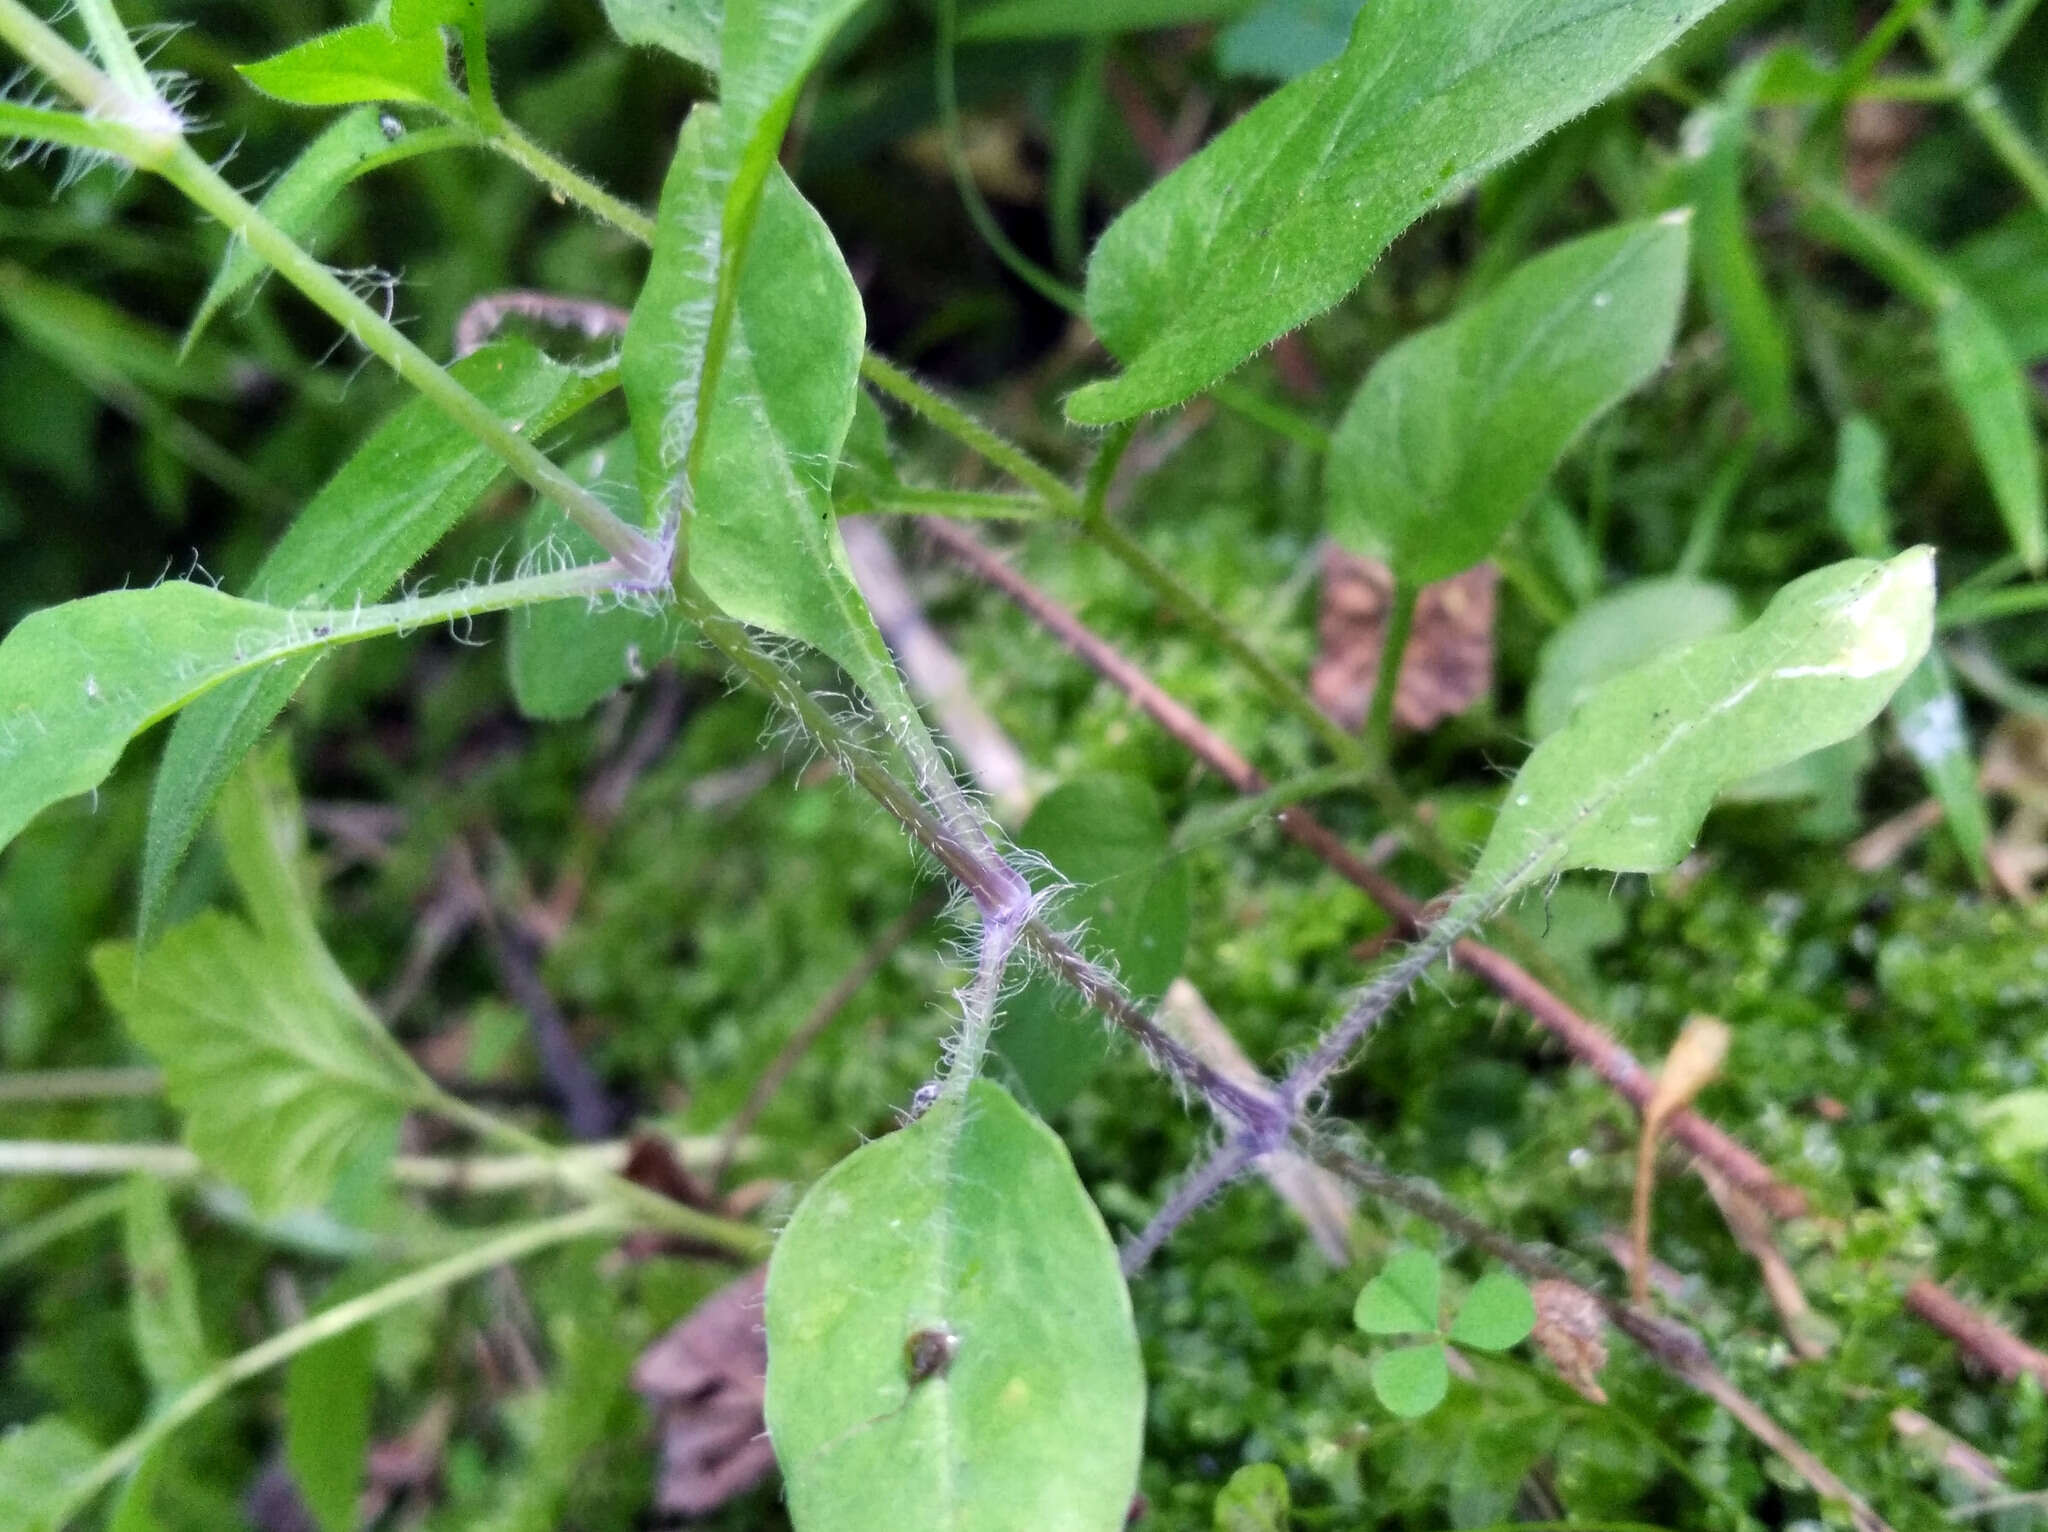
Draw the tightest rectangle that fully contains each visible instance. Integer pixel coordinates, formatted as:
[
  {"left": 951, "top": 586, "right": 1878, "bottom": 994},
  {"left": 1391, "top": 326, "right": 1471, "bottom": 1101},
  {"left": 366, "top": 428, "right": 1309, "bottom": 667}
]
[{"left": 2, "top": 0, "right": 2047, "bottom": 1527}]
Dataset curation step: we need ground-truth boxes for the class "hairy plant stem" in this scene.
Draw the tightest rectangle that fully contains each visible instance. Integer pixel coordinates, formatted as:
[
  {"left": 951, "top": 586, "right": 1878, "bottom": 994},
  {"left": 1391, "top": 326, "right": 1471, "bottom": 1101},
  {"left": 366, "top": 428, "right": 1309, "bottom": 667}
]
[
  {"left": 668, "top": 570, "right": 1283, "bottom": 1133},
  {"left": 0, "top": 0, "right": 163, "bottom": 136},
  {"left": 0, "top": 6, "right": 662, "bottom": 577},
  {"left": 51, "top": 1204, "right": 625, "bottom": 1526},
  {"left": 397, "top": 94, "right": 1475, "bottom": 896},
  {"left": 156, "top": 145, "right": 662, "bottom": 575},
  {"left": 486, "top": 119, "right": 656, "bottom": 243}
]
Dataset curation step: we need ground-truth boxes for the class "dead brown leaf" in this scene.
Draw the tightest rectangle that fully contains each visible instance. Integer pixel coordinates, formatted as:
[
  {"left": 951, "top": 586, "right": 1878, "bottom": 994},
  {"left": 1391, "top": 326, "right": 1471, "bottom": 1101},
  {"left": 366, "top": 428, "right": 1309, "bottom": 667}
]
[
  {"left": 1310, "top": 548, "right": 1497, "bottom": 733},
  {"left": 633, "top": 1266, "right": 776, "bottom": 1516}
]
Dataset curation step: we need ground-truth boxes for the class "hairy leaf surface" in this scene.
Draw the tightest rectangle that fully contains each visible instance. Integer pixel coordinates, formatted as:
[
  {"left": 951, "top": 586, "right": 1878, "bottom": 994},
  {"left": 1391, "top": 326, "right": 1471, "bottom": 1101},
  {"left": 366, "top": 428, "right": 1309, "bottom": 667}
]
[
  {"left": 1327, "top": 217, "right": 1689, "bottom": 582},
  {"left": 1070, "top": 0, "right": 1731, "bottom": 422},
  {"left": 0, "top": 562, "right": 610, "bottom": 861},
  {"left": 765, "top": 1079, "right": 1143, "bottom": 1532},
  {"left": 141, "top": 340, "right": 607, "bottom": 937},
  {"left": 1468, "top": 549, "right": 1934, "bottom": 899},
  {"left": 625, "top": 110, "right": 927, "bottom": 748},
  {"left": 238, "top": 19, "right": 462, "bottom": 109}
]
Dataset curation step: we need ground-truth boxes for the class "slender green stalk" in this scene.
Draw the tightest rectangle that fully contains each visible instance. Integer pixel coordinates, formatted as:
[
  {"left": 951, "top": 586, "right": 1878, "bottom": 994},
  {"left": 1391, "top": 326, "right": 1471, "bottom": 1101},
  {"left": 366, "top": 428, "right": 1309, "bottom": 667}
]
[
  {"left": 860, "top": 352, "right": 1080, "bottom": 509},
  {"left": 0, "top": 1184, "right": 127, "bottom": 1273},
  {"left": 157, "top": 146, "right": 660, "bottom": 576},
  {"left": 1955, "top": 80, "right": 2048, "bottom": 217},
  {"left": 862, "top": 487, "right": 1059, "bottom": 521},
  {"left": 1083, "top": 420, "right": 1137, "bottom": 514},
  {"left": 1833, "top": 0, "right": 1939, "bottom": 101},
  {"left": 1363, "top": 577, "right": 1417, "bottom": 764},
  {"left": 69, "top": 0, "right": 154, "bottom": 108},
  {"left": 0, "top": 0, "right": 168, "bottom": 142},
  {"left": 1938, "top": 580, "right": 2048, "bottom": 627},
  {"left": 1964, "top": 0, "right": 2048, "bottom": 74},
  {"left": 488, "top": 121, "right": 656, "bottom": 243},
  {"left": 0, "top": 0, "right": 661, "bottom": 576},
  {"left": 0, "top": 98, "right": 162, "bottom": 159},
  {"left": 0, "top": 1140, "right": 197, "bottom": 1177},
  {"left": 455, "top": 15, "right": 502, "bottom": 134},
  {"left": 934, "top": 0, "right": 1082, "bottom": 314},
  {"left": 0, "top": 1067, "right": 162, "bottom": 1103},
  {"left": 1908, "top": 5, "right": 2048, "bottom": 215},
  {"left": 51, "top": 1205, "right": 624, "bottom": 1524},
  {"left": 1211, "top": 382, "right": 1332, "bottom": 452},
  {"left": 1078, "top": 505, "right": 1356, "bottom": 759},
  {"left": 1168, "top": 762, "right": 1378, "bottom": 851},
  {"left": 425, "top": 1091, "right": 768, "bottom": 1258}
]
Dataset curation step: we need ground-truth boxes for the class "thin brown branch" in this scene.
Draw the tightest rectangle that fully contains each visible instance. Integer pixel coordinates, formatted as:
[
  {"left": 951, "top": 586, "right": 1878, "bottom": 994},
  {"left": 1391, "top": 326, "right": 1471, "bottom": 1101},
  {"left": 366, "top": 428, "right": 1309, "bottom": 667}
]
[
  {"left": 920, "top": 517, "right": 1805, "bottom": 1216},
  {"left": 922, "top": 516, "right": 2048, "bottom": 1408},
  {"left": 1310, "top": 1146, "right": 1891, "bottom": 1532},
  {"left": 1906, "top": 1278, "right": 2048, "bottom": 1388}
]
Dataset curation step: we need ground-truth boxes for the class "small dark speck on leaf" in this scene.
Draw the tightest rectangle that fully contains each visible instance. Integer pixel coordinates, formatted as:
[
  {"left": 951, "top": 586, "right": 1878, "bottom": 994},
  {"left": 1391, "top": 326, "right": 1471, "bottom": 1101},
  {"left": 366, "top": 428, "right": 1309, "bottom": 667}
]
[{"left": 904, "top": 1326, "right": 958, "bottom": 1386}]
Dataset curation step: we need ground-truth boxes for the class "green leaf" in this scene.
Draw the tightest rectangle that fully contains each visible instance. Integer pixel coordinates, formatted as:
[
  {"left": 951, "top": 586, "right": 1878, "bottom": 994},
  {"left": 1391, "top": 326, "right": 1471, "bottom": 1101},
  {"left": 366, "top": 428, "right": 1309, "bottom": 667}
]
[
  {"left": 0, "top": 1418, "right": 100, "bottom": 1532},
  {"left": 287, "top": 1313, "right": 376, "bottom": 1532},
  {"left": 93, "top": 906, "right": 424, "bottom": 1216},
  {"left": 507, "top": 437, "right": 683, "bottom": 720},
  {"left": 1974, "top": 1089, "right": 2048, "bottom": 1159},
  {"left": 0, "top": 266, "right": 244, "bottom": 402},
  {"left": 1326, "top": 217, "right": 1690, "bottom": 583},
  {"left": 213, "top": 741, "right": 324, "bottom": 954},
  {"left": 1891, "top": 652, "right": 1993, "bottom": 886},
  {"left": 105, "top": 1448, "right": 169, "bottom": 1532},
  {"left": 123, "top": 1178, "right": 210, "bottom": 1398},
  {"left": 389, "top": 0, "right": 481, "bottom": 35},
  {"left": 1527, "top": 576, "right": 1741, "bottom": 740},
  {"left": 625, "top": 110, "right": 930, "bottom": 758},
  {"left": 1446, "top": 1272, "right": 1535, "bottom": 1352},
  {"left": 1369, "top": 1341, "right": 1449, "bottom": 1419},
  {"left": 962, "top": 0, "right": 1252, "bottom": 41},
  {"left": 1935, "top": 289, "right": 2048, "bottom": 572},
  {"left": 238, "top": 18, "right": 464, "bottom": 110},
  {"left": 0, "top": 558, "right": 603, "bottom": 866},
  {"left": 1827, "top": 415, "right": 1891, "bottom": 560},
  {"left": 600, "top": 0, "right": 721, "bottom": 72},
  {"left": 187, "top": 106, "right": 465, "bottom": 352},
  {"left": 1684, "top": 62, "right": 1794, "bottom": 443},
  {"left": 1069, "top": 0, "right": 1732, "bottom": 423},
  {"left": 1214, "top": 1461, "right": 1291, "bottom": 1532},
  {"left": 997, "top": 775, "right": 1190, "bottom": 1115},
  {"left": 1827, "top": 419, "right": 1992, "bottom": 883},
  {"left": 141, "top": 339, "right": 608, "bottom": 939},
  {"left": 1468, "top": 549, "right": 1935, "bottom": 900},
  {"left": 1215, "top": 0, "right": 1362, "bottom": 81},
  {"left": 764, "top": 1079, "right": 1144, "bottom": 1532},
  {"left": 1952, "top": 210, "right": 2048, "bottom": 364},
  {"left": 1352, "top": 1247, "right": 1441, "bottom": 1335}
]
